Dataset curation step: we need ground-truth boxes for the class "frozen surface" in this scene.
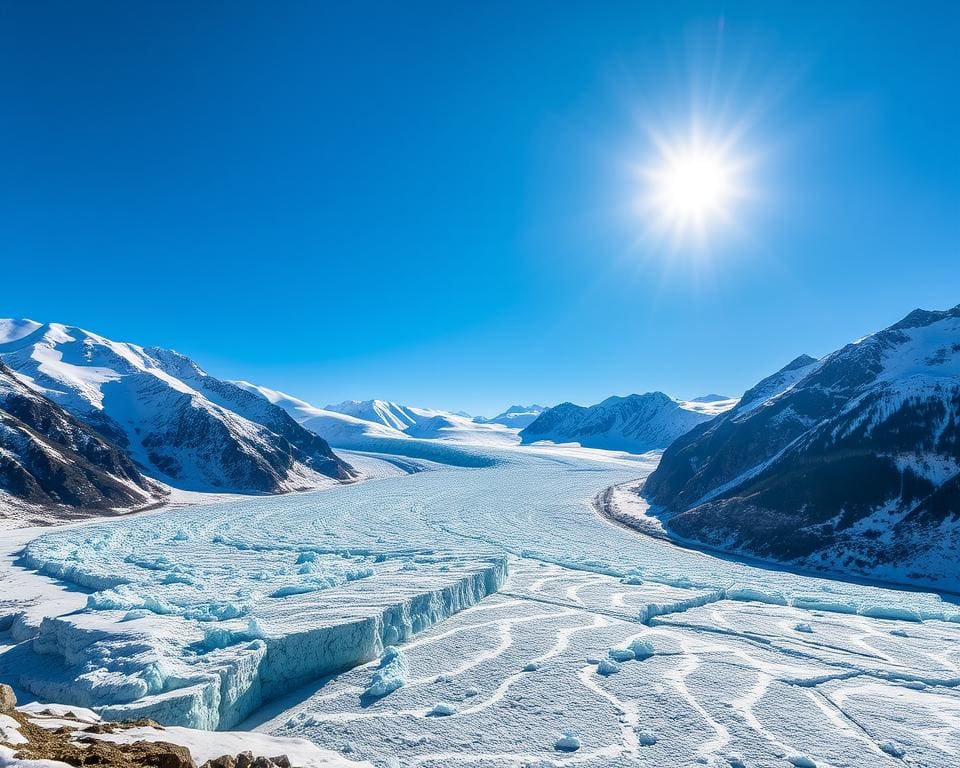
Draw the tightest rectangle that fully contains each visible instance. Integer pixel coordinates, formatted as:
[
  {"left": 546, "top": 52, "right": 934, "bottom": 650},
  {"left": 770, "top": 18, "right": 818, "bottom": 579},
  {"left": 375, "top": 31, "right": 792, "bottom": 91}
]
[{"left": 2, "top": 443, "right": 959, "bottom": 766}]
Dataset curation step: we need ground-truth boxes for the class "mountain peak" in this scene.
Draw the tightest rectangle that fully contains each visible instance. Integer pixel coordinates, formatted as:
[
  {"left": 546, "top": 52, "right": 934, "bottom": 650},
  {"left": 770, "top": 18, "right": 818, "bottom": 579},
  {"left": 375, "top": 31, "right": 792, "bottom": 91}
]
[
  {"left": 784, "top": 354, "right": 818, "bottom": 370},
  {"left": 689, "top": 394, "right": 730, "bottom": 403},
  {"left": 521, "top": 391, "right": 711, "bottom": 452},
  {"left": 889, "top": 303, "right": 960, "bottom": 331}
]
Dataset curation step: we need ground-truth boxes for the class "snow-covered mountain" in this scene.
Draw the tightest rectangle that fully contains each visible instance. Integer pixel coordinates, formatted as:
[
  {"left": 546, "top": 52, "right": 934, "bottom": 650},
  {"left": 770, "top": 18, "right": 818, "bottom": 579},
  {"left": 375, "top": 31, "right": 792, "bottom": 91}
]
[
  {"left": 475, "top": 404, "right": 548, "bottom": 429},
  {"left": 232, "top": 380, "right": 329, "bottom": 421},
  {"left": 235, "top": 383, "right": 410, "bottom": 444},
  {"left": 643, "top": 304, "right": 960, "bottom": 588},
  {"left": 519, "top": 392, "right": 717, "bottom": 453},
  {"left": 239, "top": 388, "right": 518, "bottom": 447},
  {"left": 0, "top": 361, "right": 164, "bottom": 520},
  {"left": 0, "top": 320, "right": 355, "bottom": 494}
]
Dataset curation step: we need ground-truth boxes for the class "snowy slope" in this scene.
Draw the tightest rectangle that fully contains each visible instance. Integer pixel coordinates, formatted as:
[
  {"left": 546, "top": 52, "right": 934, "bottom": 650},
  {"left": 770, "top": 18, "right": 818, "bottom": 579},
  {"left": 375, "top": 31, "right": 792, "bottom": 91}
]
[
  {"left": 0, "top": 321, "right": 354, "bottom": 494},
  {"left": 475, "top": 404, "right": 548, "bottom": 429},
  {"left": 324, "top": 400, "right": 423, "bottom": 432},
  {"left": 234, "top": 381, "right": 336, "bottom": 422},
  {"left": 644, "top": 304, "right": 960, "bottom": 584},
  {"left": 0, "top": 362, "right": 164, "bottom": 520},
  {"left": 519, "top": 392, "right": 716, "bottom": 453}
]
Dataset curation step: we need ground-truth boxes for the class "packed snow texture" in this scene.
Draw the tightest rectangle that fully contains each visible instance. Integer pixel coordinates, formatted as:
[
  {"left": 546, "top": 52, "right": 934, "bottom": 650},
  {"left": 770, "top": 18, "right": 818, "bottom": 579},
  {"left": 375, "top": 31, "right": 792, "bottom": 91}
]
[{"left": 2, "top": 442, "right": 959, "bottom": 766}]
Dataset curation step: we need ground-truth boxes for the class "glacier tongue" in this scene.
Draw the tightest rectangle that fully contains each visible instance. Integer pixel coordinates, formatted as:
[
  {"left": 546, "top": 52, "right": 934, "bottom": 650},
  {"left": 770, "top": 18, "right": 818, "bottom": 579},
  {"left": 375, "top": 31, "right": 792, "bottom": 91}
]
[{"left": 11, "top": 541, "right": 506, "bottom": 729}]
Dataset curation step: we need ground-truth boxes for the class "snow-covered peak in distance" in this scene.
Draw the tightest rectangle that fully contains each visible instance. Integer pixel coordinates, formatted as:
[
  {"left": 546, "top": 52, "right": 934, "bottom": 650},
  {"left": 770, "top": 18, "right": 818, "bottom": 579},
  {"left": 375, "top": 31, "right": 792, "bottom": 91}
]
[
  {"left": 475, "top": 404, "right": 549, "bottom": 429},
  {"left": 520, "top": 391, "right": 720, "bottom": 453},
  {"left": 235, "top": 383, "right": 410, "bottom": 445},
  {"left": 322, "top": 398, "right": 493, "bottom": 437},
  {"left": 0, "top": 320, "right": 354, "bottom": 493},
  {"left": 233, "top": 380, "right": 328, "bottom": 420},
  {"left": 677, "top": 395, "right": 739, "bottom": 417}
]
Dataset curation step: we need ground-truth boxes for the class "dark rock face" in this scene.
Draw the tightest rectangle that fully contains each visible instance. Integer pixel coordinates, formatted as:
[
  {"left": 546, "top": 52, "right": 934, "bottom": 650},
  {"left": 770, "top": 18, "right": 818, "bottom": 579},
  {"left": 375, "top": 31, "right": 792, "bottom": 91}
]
[
  {"left": 520, "top": 392, "right": 713, "bottom": 453},
  {"left": 643, "top": 305, "right": 960, "bottom": 588},
  {"left": 0, "top": 362, "right": 163, "bottom": 513}
]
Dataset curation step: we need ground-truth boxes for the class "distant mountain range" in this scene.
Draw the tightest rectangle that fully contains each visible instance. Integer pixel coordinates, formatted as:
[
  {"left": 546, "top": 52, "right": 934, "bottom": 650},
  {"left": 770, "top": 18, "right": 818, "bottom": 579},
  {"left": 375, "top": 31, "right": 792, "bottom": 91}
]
[
  {"left": 237, "top": 392, "right": 522, "bottom": 447},
  {"left": 519, "top": 392, "right": 736, "bottom": 453},
  {"left": 643, "top": 304, "right": 960, "bottom": 589},
  {"left": 475, "top": 404, "right": 548, "bottom": 429},
  {"left": 0, "top": 320, "right": 355, "bottom": 511}
]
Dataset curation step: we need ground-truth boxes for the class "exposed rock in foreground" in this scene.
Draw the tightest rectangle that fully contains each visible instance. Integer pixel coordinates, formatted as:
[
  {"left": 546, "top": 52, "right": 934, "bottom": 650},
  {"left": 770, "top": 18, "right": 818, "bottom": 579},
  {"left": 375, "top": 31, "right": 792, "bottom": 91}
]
[
  {"left": 0, "top": 687, "right": 366, "bottom": 767},
  {"left": 643, "top": 304, "right": 960, "bottom": 590}
]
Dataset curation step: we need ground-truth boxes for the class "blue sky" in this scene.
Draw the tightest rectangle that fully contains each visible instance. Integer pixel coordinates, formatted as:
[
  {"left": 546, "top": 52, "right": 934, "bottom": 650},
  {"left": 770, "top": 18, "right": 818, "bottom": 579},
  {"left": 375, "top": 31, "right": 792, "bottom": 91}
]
[{"left": 2, "top": 2, "right": 958, "bottom": 415}]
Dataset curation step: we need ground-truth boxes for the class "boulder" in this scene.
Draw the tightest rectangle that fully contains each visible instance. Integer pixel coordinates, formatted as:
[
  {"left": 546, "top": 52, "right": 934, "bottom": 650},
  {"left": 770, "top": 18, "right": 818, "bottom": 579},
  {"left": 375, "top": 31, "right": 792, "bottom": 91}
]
[
  {"left": 0, "top": 683, "right": 16, "bottom": 712},
  {"left": 201, "top": 757, "right": 237, "bottom": 768}
]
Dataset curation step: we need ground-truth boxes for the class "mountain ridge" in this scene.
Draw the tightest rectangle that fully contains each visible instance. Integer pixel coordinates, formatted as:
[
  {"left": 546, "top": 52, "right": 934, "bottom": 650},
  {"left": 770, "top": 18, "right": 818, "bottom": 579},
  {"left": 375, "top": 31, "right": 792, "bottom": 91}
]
[
  {"left": 0, "top": 320, "right": 355, "bottom": 496},
  {"left": 642, "top": 303, "right": 960, "bottom": 589}
]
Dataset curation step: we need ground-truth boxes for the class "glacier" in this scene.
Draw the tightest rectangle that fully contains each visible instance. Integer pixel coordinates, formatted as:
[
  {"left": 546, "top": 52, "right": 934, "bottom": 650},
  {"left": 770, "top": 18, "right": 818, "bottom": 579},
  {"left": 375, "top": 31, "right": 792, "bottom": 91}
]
[{"left": 1, "top": 441, "right": 959, "bottom": 766}]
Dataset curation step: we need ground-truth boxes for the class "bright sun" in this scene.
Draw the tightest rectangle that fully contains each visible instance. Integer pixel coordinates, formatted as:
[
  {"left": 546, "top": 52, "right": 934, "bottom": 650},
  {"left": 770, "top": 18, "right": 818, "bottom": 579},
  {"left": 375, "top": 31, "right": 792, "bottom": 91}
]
[
  {"left": 638, "top": 136, "right": 746, "bottom": 247},
  {"left": 651, "top": 146, "right": 734, "bottom": 226},
  {"left": 658, "top": 152, "right": 730, "bottom": 218}
]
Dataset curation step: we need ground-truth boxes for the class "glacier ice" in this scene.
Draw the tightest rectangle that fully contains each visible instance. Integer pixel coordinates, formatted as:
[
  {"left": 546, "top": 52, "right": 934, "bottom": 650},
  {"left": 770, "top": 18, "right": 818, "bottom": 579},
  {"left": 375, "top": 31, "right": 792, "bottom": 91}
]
[
  {"left": 2, "top": 442, "right": 960, "bottom": 767},
  {"left": 554, "top": 731, "right": 581, "bottom": 751},
  {"left": 362, "top": 647, "right": 409, "bottom": 699},
  {"left": 425, "top": 701, "right": 457, "bottom": 717},
  {"left": 637, "top": 729, "right": 657, "bottom": 747}
]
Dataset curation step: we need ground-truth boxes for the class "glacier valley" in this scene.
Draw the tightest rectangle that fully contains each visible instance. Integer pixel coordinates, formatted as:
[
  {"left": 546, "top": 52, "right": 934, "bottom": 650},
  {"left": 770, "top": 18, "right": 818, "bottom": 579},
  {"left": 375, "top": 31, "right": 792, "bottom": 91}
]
[{"left": 1, "top": 441, "right": 959, "bottom": 767}]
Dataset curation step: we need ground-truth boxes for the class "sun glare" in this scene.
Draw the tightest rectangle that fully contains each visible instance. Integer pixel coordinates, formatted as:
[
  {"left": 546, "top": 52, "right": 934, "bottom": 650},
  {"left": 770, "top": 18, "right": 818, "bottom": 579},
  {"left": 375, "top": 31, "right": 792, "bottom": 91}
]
[
  {"left": 646, "top": 141, "right": 741, "bottom": 236},
  {"left": 632, "top": 130, "right": 751, "bottom": 254},
  {"left": 656, "top": 150, "right": 731, "bottom": 221}
]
